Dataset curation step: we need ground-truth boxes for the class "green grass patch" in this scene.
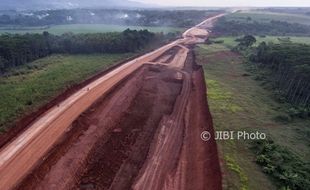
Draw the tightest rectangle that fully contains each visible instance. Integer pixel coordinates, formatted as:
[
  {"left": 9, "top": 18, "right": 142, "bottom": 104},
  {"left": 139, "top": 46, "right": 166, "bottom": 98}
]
[
  {"left": 0, "top": 24, "right": 184, "bottom": 35},
  {"left": 207, "top": 79, "right": 242, "bottom": 113},
  {"left": 225, "top": 155, "right": 249, "bottom": 190},
  {"left": 198, "top": 43, "right": 230, "bottom": 53},
  {"left": 0, "top": 53, "right": 133, "bottom": 131}
]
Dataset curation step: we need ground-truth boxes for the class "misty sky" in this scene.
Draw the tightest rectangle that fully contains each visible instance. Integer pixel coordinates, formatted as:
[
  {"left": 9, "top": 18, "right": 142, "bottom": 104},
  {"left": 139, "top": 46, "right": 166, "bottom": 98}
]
[{"left": 133, "top": 0, "right": 310, "bottom": 7}]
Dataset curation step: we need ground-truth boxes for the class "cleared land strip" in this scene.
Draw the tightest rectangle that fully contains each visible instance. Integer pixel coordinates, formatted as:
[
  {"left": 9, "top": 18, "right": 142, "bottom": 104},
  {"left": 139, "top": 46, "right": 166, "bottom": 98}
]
[
  {"left": 0, "top": 14, "right": 224, "bottom": 190},
  {"left": 0, "top": 39, "right": 180, "bottom": 190}
]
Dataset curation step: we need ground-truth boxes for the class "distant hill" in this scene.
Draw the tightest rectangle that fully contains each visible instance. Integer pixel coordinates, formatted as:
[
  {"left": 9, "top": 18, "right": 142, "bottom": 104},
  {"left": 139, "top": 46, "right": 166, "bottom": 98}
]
[{"left": 0, "top": 0, "right": 147, "bottom": 10}]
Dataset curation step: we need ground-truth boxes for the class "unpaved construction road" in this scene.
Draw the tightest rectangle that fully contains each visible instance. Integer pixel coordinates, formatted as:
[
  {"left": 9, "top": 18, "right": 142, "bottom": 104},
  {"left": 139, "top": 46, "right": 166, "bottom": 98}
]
[{"left": 0, "top": 14, "right": 224, "bottom": 190}]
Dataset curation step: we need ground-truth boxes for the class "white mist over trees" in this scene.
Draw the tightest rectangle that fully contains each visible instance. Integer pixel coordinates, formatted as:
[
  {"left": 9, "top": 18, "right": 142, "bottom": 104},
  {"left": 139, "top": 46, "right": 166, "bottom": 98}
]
[{"left": 0, "top": 0, "right": 146, "bottom": 10}]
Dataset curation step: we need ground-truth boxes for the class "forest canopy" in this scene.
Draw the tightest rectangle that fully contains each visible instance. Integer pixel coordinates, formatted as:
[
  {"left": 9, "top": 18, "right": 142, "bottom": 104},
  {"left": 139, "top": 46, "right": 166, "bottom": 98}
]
[
  {"left": 249, "top": 41, "right": 310, "bottom": 109},
  {"left": 213, "top": 17, "right": 310, "bottom": 36},
  {"left": 0, "top": 9, "right": 219, "bottom": 28},
  {"left": 0, "top": 29, "right": 163, "bottom": 73}
]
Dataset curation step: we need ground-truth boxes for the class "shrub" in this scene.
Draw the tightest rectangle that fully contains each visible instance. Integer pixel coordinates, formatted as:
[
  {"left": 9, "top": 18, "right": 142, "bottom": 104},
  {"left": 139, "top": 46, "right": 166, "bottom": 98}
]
[
  {"left": 274, "top": 114, "right": 292, "bottom": 123},
  {"left": 252, "top": 139, "right": 310, "bottom": 190}
]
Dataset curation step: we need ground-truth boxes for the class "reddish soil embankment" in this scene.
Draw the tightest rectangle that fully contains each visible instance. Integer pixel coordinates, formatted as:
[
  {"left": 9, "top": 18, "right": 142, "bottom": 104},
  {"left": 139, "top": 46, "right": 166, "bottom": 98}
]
[
  {"left": 1, "top": 14, "right": 226, "bottom": 190},
  {"left": 152, "top": 46, "right": 182, "bottom": 63},
  {"left": 0, "top": 54, "right": 144, "bottom": 149},
  {"left": 15, "top": 48, "right": 221, "bottom": 190}
]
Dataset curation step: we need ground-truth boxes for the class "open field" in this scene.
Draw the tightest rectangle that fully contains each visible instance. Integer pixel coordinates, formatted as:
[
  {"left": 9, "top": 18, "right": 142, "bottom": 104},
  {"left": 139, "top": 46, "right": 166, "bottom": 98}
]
[
  {"left": 0, "top": 24, "right": 184, "bottom": 35},
  {"left": 0, "top": 53, "right": 133, "bottom": 131},
  {"left": 195, "top": 43, "right": 310, "bottom": 189},
  {"left": 228, "top": 11, "right": 310, "bottom": 25}
]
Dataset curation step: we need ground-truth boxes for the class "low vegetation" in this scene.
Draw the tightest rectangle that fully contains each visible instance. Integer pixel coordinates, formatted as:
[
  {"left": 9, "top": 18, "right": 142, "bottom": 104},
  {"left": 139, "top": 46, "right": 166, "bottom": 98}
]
[
  {"left": 252, "top": 139, "right": 310, "bottom": 190},
  {"left": 225, "top": 155, "right": 248, "bottom": 190}
]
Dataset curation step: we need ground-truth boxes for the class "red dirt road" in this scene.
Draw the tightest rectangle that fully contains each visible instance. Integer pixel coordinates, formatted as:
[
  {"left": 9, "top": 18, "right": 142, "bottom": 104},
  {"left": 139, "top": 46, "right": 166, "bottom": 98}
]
[{"left": 0, "top": 14, "right": 224, "bottom": 190}]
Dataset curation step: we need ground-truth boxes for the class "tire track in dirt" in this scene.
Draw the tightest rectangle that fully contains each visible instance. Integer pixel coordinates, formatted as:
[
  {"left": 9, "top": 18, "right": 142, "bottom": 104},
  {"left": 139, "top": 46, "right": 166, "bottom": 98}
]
[{"left": 132, "top": 70, "right": 191, "bottom": 190}]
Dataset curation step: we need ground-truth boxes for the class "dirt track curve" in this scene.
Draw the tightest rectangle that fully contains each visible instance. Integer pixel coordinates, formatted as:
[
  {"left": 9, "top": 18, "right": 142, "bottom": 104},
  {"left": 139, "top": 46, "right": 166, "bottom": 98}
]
[{"left": 0, "top": 13, "right": 225, "bottom": 190}]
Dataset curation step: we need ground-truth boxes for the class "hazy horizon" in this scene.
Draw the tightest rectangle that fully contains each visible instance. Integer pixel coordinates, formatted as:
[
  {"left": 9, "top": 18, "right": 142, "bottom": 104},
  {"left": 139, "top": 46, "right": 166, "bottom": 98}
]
[
  {"left": 133, "top": 0, "right": 310, "bottom": 7},
  {"left": 0, "top": 0, "right": 309, "bottom": 10}
]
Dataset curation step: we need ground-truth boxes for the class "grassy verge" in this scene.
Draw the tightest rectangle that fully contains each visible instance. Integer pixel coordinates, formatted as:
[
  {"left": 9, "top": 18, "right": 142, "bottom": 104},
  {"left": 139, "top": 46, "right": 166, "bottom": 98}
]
[
  {"left": 0, "top": 24, "right": 184, "bottom": 35},
  {"left": 0, "top": 53, "right": 133, "bottom": 131},
  {"left": 195, "top": 43, "right": 310, "bottom": 189}
]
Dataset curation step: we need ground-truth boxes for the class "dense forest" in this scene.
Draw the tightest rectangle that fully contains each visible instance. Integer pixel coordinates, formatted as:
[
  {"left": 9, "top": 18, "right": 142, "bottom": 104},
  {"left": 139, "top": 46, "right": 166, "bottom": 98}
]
[
  {"left": 249, "top": 42, "right": 310, "bottom": 108},
  {"left": 258, "top": 8, "right": 310, "bottom": 16},
  {"left": 0, "top": 29, "right": 164, "bottom": 73},
  {"left": 0, "top": 9, "right": 219, "bottom": 28},
  {"left": 213, "top": 17, "right": 310, "bottom": 36},
  {"left": 233, "top": 36, "right": 310, "bottom": 118}
]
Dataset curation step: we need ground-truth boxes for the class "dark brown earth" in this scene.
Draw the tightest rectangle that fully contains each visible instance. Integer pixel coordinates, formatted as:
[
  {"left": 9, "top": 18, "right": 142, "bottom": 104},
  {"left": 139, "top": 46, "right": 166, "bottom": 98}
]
[{"left": 152, "top": 46, "right": 182, "bottom": 63}]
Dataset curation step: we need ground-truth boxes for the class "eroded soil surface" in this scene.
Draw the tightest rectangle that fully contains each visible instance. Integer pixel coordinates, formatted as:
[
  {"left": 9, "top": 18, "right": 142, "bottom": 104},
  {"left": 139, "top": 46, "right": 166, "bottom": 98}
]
[
  {"left": 1, "top": 14, "right": 224, "bottom": 190},
  {"left": 14, "top": 48, "right": 221, "bottom": 190}
]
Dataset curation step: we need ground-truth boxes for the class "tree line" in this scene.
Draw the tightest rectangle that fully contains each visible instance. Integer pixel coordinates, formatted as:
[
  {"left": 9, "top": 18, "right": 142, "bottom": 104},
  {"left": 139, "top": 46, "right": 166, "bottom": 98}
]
[
  {"left": 213, "top": 17, "right": 310, "bottom": 36},
  {"left": 0, "top": 9, "right": 220, "bottom": 28},
  {"left": 231, "top": 35, "right": 310, "bottom": 118},
  {"left": 0, "top": 29, "right": 160, "bottom": 73},
  {"left": 249, "top": 42, "right": 310, "bottom": 109}
]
